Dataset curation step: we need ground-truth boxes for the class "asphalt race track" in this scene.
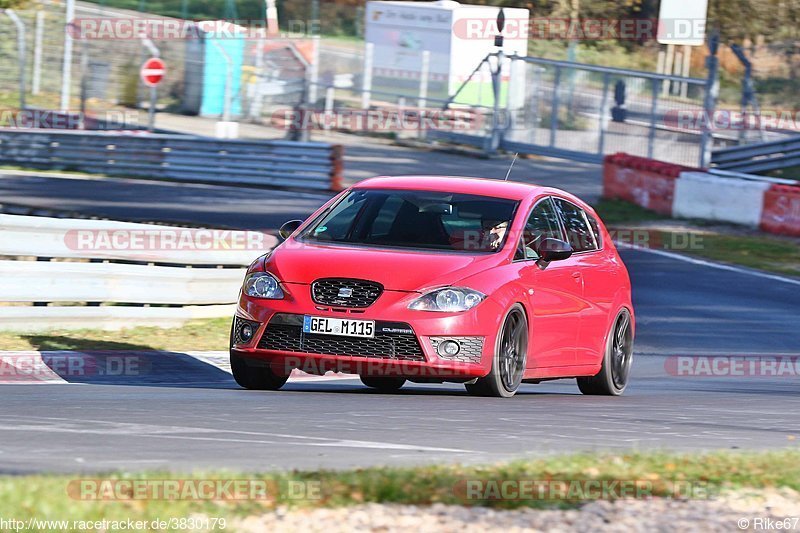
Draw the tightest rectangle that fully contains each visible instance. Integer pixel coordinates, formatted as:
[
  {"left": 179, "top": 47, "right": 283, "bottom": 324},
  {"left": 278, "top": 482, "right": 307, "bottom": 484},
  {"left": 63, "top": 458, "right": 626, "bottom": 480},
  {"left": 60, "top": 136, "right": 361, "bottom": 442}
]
[
  {"left": 0, "top": 172, "right": 334, "bottom": 230},
  {"left": 2, "top": 147, "right": 798, "bottom": 474},
  {"left": 0, "top": 140, "right": 602, "bottom": 229},
  {"left": 2, "top": 248, "right": 799, "bottom": 474}
]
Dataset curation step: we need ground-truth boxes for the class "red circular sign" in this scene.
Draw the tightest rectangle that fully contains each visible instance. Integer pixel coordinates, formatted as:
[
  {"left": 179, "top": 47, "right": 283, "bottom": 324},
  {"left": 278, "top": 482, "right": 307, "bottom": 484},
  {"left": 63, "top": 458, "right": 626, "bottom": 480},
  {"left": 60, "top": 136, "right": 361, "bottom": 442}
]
[{"left": 140, "top": 58, "right": 166, "bottom": 87}]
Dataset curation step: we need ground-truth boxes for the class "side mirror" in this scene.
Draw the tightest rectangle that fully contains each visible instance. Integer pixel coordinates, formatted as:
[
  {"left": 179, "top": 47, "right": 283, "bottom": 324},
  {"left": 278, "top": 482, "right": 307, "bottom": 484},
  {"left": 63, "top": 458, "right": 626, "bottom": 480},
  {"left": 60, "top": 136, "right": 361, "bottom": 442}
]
[
  {"left": 279, "top": 220, "right": 303, "bottom": 240},
  {"left": 535, "top": 238, "right": 573, "bottom": 269}
]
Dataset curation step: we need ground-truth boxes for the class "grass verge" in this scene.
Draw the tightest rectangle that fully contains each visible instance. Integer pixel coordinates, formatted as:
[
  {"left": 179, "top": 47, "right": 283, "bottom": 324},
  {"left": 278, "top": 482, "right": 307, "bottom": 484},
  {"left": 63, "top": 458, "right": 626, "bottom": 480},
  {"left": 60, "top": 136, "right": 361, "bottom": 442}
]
[
  {"left": 2, "top": 450, "right": 799, "bottom": 531},
  {"left": 594, "top": 199, "right": 800, "bottom": 277}
]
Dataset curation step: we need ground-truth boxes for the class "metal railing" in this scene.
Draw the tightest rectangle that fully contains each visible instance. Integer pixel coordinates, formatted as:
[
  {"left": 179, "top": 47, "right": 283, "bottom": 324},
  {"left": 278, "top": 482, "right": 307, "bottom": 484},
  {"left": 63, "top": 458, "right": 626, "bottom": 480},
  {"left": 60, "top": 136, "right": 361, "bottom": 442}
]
[
  {"left": 425, "top": 52, "right": 711, "bottom": 167},
  {"left": 0, "top": 213, "right": 278, "bottom": 331},
  {"left": 712, "top": 136, "right": 800, "bottom": 174},
  {"left": 0, "top": 129, "right": 344, "bottom": 190}
]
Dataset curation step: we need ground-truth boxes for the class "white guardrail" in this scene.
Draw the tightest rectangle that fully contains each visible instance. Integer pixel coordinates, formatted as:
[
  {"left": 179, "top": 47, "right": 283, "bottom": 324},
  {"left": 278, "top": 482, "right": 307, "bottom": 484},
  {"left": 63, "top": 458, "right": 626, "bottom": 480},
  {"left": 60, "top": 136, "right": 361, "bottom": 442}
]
[{"left": 0, "top": 214, "right": 278, "bottom": 331}]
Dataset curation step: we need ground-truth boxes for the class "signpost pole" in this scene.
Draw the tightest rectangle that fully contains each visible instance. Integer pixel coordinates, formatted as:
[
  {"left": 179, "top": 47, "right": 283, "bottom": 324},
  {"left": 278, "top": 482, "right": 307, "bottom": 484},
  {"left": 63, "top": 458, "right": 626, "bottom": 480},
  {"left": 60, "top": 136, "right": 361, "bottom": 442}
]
[
  {"left": 149, "top": 86, "right": 157, "bottom": 132},
  {"left": 139, "top": 50, "right": 165, "bottom": 133}
]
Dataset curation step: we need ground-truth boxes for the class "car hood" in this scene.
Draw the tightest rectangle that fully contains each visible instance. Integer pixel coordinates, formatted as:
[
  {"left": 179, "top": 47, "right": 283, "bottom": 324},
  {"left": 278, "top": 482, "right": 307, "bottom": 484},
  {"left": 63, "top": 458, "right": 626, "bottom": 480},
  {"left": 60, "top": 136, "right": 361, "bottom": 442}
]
[{"left": 266, "top": 240, "right": 502, "bottom": 292}]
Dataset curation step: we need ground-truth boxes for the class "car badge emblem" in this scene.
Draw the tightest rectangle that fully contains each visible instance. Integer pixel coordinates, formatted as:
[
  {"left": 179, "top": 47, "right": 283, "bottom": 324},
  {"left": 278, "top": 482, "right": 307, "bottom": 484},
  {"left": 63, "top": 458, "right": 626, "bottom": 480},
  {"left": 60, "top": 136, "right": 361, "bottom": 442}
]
[{"left": 338, "top": 287, "right": 353, "bottom": 298}]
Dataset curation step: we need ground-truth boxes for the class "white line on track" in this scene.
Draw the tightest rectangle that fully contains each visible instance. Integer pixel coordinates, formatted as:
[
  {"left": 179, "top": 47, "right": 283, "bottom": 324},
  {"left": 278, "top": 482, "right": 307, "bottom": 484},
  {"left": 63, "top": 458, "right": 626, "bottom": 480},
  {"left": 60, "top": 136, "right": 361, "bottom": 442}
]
[
  {"left": 0, "top": 415, "right": 474, "bottom": 454},
  {"left": 619, "top": 243, "right": 800, "bottom": 287}
]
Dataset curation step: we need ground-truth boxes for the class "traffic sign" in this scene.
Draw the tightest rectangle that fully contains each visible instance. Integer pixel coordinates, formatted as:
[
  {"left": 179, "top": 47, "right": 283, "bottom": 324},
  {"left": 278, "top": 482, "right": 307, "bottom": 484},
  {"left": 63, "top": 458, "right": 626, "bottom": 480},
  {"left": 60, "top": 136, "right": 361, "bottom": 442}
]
[{"left": 140, "top": 58, "right": 166, "bottom": 87}]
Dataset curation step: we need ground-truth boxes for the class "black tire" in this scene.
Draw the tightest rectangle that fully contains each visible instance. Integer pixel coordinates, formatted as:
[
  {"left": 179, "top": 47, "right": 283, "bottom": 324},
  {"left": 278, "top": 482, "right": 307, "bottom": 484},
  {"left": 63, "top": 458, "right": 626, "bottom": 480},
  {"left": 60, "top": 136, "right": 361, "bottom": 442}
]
[
  {"left": 465, "top": 304, "right": 528, "bottom": 398},
  {"left": 230, "top": 352, "right": 289, "bottom": 391},
  {"left": 360, "top": 376, "right": 406, "bottom": 392},
  {"left": 577, "top": 308, "right": 633, "bottom": 396}
]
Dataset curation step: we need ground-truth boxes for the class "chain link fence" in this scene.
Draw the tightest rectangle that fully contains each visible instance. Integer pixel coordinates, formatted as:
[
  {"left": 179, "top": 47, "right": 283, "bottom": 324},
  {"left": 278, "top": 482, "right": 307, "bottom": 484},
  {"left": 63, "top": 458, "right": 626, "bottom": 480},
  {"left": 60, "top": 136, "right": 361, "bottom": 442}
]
[
  {"left": 1, "top": 2, "right": 796, "bottom": 169},
  {"left": 503, "top": 58, "right": 710, "bottom": 166},
  {"left": 0, "top": 1, "right": 313, "bottom": 129}
]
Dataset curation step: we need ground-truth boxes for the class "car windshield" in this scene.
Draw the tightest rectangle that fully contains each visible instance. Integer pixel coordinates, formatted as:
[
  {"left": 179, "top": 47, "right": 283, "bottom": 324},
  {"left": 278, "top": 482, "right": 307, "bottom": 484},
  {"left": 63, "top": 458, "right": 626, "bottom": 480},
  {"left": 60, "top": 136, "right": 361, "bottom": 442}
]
[{"left": 300, "top": 188, "right": 519, "bottom": 253}]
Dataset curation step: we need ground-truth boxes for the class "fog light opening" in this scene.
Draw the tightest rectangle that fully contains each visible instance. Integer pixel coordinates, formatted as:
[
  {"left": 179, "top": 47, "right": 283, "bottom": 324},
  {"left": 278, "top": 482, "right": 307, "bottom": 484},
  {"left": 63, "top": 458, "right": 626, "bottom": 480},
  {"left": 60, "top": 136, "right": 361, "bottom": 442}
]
[
  {"left": 437, "top": 340, "right": 460, "bottom": 357},
  {"left": 239, "top": 322, "right": 254, "bottom": 343}
]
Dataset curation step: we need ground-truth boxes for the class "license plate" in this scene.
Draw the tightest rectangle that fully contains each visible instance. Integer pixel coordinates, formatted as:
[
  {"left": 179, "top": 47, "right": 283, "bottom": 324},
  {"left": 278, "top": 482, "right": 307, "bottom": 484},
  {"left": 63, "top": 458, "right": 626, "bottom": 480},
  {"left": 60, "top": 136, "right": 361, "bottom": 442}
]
[{"left": 303, "top": 316, "right": 375, "bottom": 338}]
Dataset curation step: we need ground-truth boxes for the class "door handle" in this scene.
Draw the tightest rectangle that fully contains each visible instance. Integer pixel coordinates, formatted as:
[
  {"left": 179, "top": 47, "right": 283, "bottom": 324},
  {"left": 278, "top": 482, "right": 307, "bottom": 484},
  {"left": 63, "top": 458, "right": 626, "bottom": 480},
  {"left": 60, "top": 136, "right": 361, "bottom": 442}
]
[{"left": 571, "top": 272, "right": 582, "bottom": 279}]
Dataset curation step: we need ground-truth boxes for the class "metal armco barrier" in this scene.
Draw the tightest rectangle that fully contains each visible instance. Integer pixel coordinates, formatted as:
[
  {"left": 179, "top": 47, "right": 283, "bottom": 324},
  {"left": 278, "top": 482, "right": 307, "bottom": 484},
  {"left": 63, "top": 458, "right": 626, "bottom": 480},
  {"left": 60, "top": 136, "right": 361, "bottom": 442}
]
[
  {"left": 712, "top": 136, "right": 800, "bottom": 173},
  {"left": 0, "top": 214, "right": 279, "bottom": 331},
  {"left": 0, "top": 130, "right": 344, "bottom": 191}
]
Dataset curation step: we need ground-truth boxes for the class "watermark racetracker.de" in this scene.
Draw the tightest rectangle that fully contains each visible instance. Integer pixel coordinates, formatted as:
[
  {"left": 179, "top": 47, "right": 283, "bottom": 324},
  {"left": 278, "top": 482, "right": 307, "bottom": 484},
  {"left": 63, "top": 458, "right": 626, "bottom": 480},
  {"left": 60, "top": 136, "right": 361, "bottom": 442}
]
[
  {"left": 0, "top": 353, "right": 149, "bottom": 382},
  {"left": 453, "top": 478, "right": 716, "bottom": 502},
  {"left": 67, "top": 478, "right": 321, "bottom": 501},
  {"left": 65, "top": 17, "right": 710, "bottom": 43},
  {"left": 64, "top": 229, "right": 274, "bottom": 253},
  {"left": 665, "top": 355, "right": 800, "bottom": 378}
]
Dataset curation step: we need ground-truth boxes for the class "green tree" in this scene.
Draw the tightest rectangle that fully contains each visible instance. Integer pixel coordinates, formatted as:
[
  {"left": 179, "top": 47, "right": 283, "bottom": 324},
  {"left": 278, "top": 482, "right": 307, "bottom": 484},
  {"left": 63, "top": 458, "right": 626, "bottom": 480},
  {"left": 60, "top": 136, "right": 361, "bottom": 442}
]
[{"left": 0, "top": 0, "right": 29, "bottom": 8}]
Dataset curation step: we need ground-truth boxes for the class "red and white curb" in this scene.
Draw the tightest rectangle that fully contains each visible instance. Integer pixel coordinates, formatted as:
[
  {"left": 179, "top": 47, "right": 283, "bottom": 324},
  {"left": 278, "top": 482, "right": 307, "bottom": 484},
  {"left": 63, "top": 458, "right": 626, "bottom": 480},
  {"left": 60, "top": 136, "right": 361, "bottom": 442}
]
[{"left": 603, "top": 153, "right": 800, "bottom": 236}]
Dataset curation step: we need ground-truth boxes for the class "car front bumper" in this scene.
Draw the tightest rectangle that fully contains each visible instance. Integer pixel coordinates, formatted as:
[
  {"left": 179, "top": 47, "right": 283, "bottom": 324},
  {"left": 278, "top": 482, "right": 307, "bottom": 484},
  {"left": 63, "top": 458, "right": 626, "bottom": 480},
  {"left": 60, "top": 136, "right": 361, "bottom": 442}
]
[{"left": 230, "top": 282, "right": 504, "bottom": 380}]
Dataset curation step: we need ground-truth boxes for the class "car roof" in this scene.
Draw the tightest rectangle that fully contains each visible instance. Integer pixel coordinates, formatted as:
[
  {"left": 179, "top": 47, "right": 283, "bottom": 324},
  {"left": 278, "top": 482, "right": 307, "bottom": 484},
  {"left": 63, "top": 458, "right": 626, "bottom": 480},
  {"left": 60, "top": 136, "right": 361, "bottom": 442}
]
[{"left": 353, "top": 175, "right": 546, "bottom": 201}]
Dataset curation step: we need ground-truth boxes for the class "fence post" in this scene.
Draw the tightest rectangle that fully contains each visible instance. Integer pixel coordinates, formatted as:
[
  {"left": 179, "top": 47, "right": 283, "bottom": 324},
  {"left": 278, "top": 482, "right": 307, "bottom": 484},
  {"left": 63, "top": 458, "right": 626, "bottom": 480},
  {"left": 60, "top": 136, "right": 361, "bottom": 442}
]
[
  {"left": 680, "top": 45, "right": 692, "bottom": 98},
  {"left": 308, "top": 35, "right": 320, "bottom": 105},
  {"left": 506, "top": 56, "right": 519, "bottom": 134},
  {"left": 32, "top": 9, "right": 45, "bottom": 96},
  {"left": 79, "top": 39, "right": 88, "bottom": 129},
  {"left": 418, "top": 50, "right": 430, "bottom": 109},
  {"left": 361, "top": 42, "right": 374, "bottom": 109},
  {"left": 265, "top": 0, "right": 278, "bottom": 36},
  {"left": 329, "top": 145, "right": 344, "bottom": 190},
  {"left": 549, "top": 66, "right": 561, "bottom": 148},
  {"left": 662, "top": 43, "right": 674, "bottom": 97},
  {"left": 209, "top": 41, "right": 233, "bottom": 122},
  {"left": 324, "top": 86, "right": 335, "bottom": 130},
  {"left": 489, "top": 51, "right": 505, "bottom": 154},
  {"left": 5, "top": 10, "right": 26, "bottom": 111},
  {"left": 597, "top": 72, "right": 610, "bottom": 156},
  {"left": 249, "top": 27, "right": 265, "bottom": 120},
  {"left": 61, "top": 0, "right": 76, "bottom": 111},
  {"left": 648, "top": 79, "right": 660, "bottom": 159},
  {"left": 700, "top": 32, "right": 720, "bottom": 168}
]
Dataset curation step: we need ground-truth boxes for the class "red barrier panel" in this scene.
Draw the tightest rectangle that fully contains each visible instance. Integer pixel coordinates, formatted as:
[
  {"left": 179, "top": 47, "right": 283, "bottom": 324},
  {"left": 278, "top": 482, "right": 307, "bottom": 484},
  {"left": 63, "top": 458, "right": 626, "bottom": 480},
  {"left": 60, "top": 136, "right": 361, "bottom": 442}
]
[
  {"left": 602, "top": 153, "right": 694, "bottom": 215},
  {"left": 760, "top": 184, "right": 800, "bottom": 237}
]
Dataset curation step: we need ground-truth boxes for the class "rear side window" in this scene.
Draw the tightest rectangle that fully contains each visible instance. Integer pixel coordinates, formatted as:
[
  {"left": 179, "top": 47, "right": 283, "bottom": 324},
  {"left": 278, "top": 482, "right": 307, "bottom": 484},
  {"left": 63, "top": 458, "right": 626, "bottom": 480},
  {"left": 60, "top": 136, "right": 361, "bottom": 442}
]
[
  {"left": 553, "top": 198, "right": 598, "bottom": 253},
  {"left": 585, "top": 213, "right": 603, "bottom": 249},
  {"left": 516, "top": 198, "right": 564, "bottom": 260}
]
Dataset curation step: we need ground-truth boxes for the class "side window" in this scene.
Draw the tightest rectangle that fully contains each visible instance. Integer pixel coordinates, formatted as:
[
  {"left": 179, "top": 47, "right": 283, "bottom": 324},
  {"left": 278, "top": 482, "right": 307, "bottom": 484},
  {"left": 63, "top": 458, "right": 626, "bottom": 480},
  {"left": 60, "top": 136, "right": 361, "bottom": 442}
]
[
  {"left": 309, "top": 191, "right": 368, "bottom": 241},
  {"left": 585, "top": 213, "right": 603, "bottom": 249},
  {"left": 554, "top": 198, "right": 597, "bottom": 253},
  {"left": 517, "top": 198, "right": 563, "bottom": 260}
]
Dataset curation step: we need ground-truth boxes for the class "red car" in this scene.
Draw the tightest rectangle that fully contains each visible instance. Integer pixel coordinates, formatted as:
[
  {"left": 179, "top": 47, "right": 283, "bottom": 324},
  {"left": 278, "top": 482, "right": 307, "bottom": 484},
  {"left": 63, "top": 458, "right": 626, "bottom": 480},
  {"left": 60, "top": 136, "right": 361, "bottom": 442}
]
[{"left": 230, "top": 176, "right": 634, "bottom": 397}]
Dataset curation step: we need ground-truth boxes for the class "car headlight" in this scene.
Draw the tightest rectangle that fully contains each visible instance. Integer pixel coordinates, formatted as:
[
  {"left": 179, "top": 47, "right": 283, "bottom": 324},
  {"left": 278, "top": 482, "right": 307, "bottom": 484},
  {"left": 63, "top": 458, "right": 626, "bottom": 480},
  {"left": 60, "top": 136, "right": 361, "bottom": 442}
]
[
  {"left": 243, "top": 272, "right": 284, "bottom": 299},
  {"left": 408, "top": 287, "right": 485, "bottom": 312}
]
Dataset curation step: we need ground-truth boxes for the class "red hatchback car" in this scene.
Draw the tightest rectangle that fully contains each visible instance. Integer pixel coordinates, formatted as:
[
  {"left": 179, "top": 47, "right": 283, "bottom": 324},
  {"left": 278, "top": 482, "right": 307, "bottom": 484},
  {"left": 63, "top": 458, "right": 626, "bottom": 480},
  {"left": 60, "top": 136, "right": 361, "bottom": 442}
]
[{"left": 230, "top": 176, "right": 634, "bottom": 397}]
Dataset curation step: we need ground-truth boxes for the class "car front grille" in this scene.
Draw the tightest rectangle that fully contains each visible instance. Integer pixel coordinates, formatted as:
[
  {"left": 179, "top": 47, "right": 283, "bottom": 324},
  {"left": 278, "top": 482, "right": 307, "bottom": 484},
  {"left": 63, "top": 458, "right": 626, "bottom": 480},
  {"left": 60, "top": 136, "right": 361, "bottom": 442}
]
[
  {"left": 258, "top": 313, "right": 425, "bottom": 361},
  {"left": 311, "top": 278, "right": 383, "bottom": 308}
]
